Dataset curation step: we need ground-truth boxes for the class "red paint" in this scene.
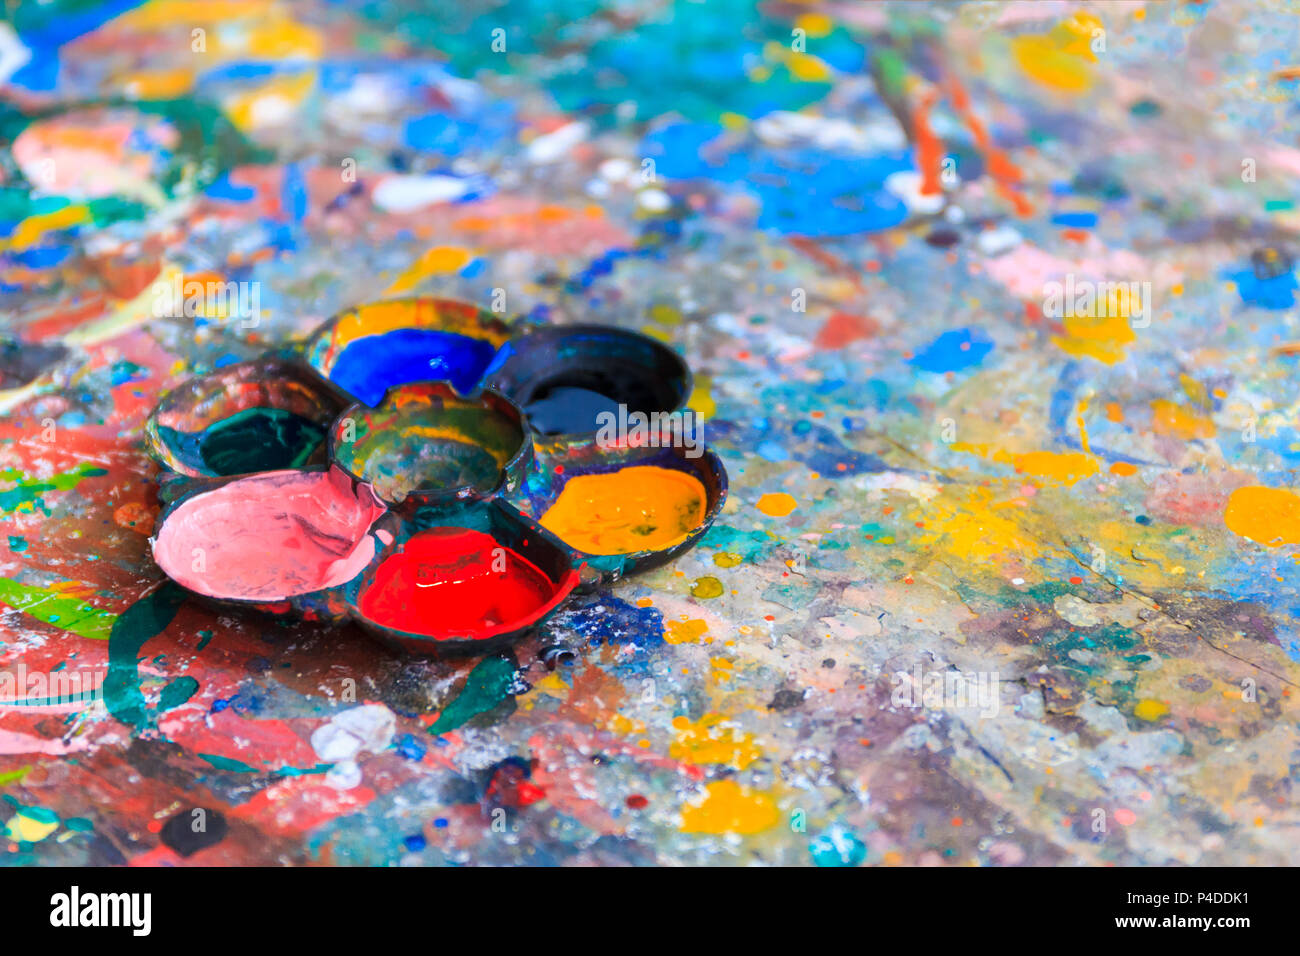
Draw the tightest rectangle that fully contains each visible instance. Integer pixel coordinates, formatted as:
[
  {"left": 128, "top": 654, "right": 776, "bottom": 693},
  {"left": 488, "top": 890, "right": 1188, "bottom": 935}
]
[
  {"left": 358, "top": 527, "right": 573, "bottom": 640},
  {"left": 912, "top": 89, "right": 944, "bottom": 197},
  {"left": 815, "top": 311, "right": 879, "bottom": 349},
  {"left": 626, "top": 794, "right": 648, "bottom": 809}
]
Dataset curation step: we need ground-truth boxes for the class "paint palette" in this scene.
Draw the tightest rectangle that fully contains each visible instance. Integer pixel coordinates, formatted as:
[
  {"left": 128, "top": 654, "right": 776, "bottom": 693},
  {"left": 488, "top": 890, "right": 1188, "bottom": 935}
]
[{"left": 145, "top": 297, "right": 728, "bottom": 653}]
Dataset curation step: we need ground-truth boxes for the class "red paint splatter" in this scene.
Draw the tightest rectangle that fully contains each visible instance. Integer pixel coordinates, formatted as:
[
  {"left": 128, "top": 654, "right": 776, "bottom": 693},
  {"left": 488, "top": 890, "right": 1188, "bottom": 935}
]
[{"left": 815, "top": 311, "right": 880, "bottom": 349}]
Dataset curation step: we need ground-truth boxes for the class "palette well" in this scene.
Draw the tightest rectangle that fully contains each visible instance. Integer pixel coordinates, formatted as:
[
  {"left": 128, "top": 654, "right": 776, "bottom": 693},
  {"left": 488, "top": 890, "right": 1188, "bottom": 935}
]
[
  {"left": 484, "top": 324, "right": 692, "bottom": 438},
  {"left": 345, "top": 501, "right": 579, "bottom": 655},
  {"left": 150, "top": 465, "right": 387, "bottom": 616},
  {"left": 146, "top": 358, "right": 346, "bottom": 478},
  {"left": 330, "top": 381, "right": 530, "bottom": 509},
  {"left": 303, "top": 298, "right": 514, "bottom": 406},
  {"left": 146, "top": 297, "right": 727, "bottom": 653}
]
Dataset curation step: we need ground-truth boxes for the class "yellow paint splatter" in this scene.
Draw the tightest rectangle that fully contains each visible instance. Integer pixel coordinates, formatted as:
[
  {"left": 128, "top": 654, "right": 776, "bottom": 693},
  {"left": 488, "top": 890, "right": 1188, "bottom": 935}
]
[
  {"left": 712, "top": 551, "right": 742, "bottom": 568},
  {"left": 1011, "top": 12, "right": 1104, "bottom": 93},
  {"left": 1150, "top": 400, "right": 1215, "bottom": 441},
  {"left": 914, "top": 488, "right": 1041, "bottom": 564},
  {"left": 3, "top": 808, "right": 58, "bottom": 842},
  {"left": 757, "top": 492, "right": 798, "bottom": 517},
  {"left": 680, "top": 780, "right": 779, "bottom": 835},
  {"left": 689, "top": 373, "right": 716, "bottom": 419},
  {"left": 664, "top": 618, "right": 709, "bottom": 645},
  {"left": 1134, "top": 699, "right": 1169, "bottom": 721},
  {"left": 1224, "top": 486, "right": 1300, "bottom": 547},
  {"left": 386, "top": 246, "right": 474, "bottom": 295},
  {"left": 1012, "top": 450, "right": 1099, "bottom": 486},
  {"left": 670, "top": 714, "right": 761, "bottom": 769},
  {"left": 690, "top": 576, "right": 724, "bottom": 599}
]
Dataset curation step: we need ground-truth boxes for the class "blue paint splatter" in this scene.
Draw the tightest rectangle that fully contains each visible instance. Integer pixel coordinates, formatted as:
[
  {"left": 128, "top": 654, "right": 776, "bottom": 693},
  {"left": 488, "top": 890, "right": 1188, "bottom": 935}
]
[{"left": 909, "top": 328, "right": 994, "bottom": 373}]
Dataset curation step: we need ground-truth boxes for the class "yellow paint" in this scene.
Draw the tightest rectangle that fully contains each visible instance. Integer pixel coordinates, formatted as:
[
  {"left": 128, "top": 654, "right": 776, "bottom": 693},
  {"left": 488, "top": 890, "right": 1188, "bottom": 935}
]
[
  {"left": 1011, "top": 451, "right": 1099, "bottom": 486},
  {"left": 665, "top": 618, "right": 709, "bottom": 645},
  {"left": 386, "top": 246, "right": 474, "bottom": 295},
  {"left": 1150, "top": 400, "right": 1215, "bottom": 441},
  {"left": 690, "top": 576, "right": 724, "bottom": 599},
  {"left": 914, "top": 488, "right": 1041, "bottom": 564},
  {"left": 757, "top": 492, "right": 798, "bottom": 517},
  {"left": 1012, "top": 12, "right": 1103, "bottom": 93},
  {"left": 712, "top": 551, "right": 742, "bottom": 568},
  {"left": 1224, "top": 486, "right": 1300, "bottom": 548},
  {"left": 119, "top": 67, "right": 196, "bottom": 99},
  {"left": 688, "top": 373, "right": 716, "bottom": 419},
  {"left": 1134, "top": 699, "right": 1169, "bottom": 721},
  {"left": 680, "top": 780, "right": 779, "bottom": 835},
  {"left": 795, "top": 12, "right": 834, "bottom": 37},
  {"left": 670, "top": 714, "right": 761, "bottom": 769},
  {"left": 1, "top": 204, "right": 91, "bottom": 252},
  {"left": 3, "top": 809, "right": 58, "bottom": 842},
  {"left": 540, "top": 466, "right": 707, "bottom": 555},
  {"left": 225, "top": 71, "right": 316, "bottom": 133},
  {"left": 1052, "top": 312, "right": 1136, "bottom": 364}
]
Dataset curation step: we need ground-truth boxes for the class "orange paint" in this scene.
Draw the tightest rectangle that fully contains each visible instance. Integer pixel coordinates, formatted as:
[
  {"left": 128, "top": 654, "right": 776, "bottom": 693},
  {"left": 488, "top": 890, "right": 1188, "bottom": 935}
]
[{"left": 539, "top": 466, "right": 707, "bottom": 555}]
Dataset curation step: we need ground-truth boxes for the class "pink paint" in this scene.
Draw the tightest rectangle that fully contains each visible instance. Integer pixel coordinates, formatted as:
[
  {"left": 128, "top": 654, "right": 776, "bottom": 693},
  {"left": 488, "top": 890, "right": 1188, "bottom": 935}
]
[{"left": 152, "top": 466, "right": 385, "bottom": 601}]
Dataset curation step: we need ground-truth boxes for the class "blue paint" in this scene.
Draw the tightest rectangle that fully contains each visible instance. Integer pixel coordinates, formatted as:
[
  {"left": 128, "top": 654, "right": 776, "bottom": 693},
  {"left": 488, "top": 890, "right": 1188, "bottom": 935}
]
[
  {"left": 1051, "top": 210, "right": 1098, "bottom": 228},
  {"left": 329, "top": 328, "right": 499, "bottom": 405},
  {"left": 205, "top": 174, "right": 256, "bottom": 202},
  {"left": 1228, "top": 267, "right": 1297, "bottom": 310},
  {"left": 909, "top": 328, "right": 994, "bottom": 373},
  {"left": 642, "top": 123, "right": 912, "bottom": 236}
]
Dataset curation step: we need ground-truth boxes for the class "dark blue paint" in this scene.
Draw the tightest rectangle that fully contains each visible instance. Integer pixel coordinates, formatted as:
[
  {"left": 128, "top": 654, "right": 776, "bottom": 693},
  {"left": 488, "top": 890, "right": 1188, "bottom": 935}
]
[{"left": 329, "top": 329, "right": 499, "bottom": 405}]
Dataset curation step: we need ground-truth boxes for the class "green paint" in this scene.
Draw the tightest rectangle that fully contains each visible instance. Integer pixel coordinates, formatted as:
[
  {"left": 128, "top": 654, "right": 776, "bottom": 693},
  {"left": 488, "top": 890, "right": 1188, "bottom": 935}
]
[
  {"left": 0, "top": 766, "right": 31, "bottom": 786},
  {"left": 199, "top": 753, "right": 259, "bottom": 773},
  {"left": 0, "top": 577, "right": 117, "bottom": 640},
  {"left": 158, "top": 675, "right": 199, "bottom": 711},
  {"left": 157, "top": 406, "right": 326, "bottom": 476},
  {"left": 701, "top": 524, "right": 776, "bottom": 563},
  {"left": 7, "top": 536, "right": 26, "bottom": 553},
  {"left": 0, "top": 462, "right": 107, "bottom": 515},
  {"left": 199, "top": 753, "right": 330, "bottom": 777},
  {"left": 104, "top": 582, "right": 186, "bottom": 729},
  {"left": 429, "top": 654, "right": 517, "bottom": 735},
  {"left": 196, "top": 630, "right": 214, "bottom": 651},
  {"left": 64, "top": 817, "right": 93, "bottom": 832}
]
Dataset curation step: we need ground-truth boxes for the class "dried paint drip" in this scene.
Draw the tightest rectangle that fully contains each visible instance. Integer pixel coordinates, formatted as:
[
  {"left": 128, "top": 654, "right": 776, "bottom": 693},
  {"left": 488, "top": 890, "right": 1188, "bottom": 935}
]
[
  {"left": 156, "top": 406, "right": 326, "bottom": 476},
  {"left": 330, "top": 329, "right": 499, "bottom": 405},
  {"left": 151, "top": 467, "right": 386, "bottom": 601},
  {"left": 540, "top": 465, "right": 708, "bottom": 554},
  {"left": 357, "top": 527, "right": 564, "bottom": 640}
]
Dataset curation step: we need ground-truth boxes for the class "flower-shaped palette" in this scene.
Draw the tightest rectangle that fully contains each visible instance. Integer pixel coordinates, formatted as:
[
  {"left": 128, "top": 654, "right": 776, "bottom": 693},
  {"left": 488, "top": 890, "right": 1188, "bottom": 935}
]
[{"left": 145, "top": 298, "right": 728, "bottom": 654}]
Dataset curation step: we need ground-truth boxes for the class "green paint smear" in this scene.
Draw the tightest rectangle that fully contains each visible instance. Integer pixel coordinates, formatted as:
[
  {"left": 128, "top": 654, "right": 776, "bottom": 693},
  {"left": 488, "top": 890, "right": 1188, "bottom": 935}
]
[
  {"left": 158, "top": 406, "right": 326, "bottom": 476},
  {"left": 0, "top": 577, "right": 117, "bottom": 640},
  {"left": 429, "top": 655, "right": 517, "bottom": 736},
  {"left": 0, "top": 462, "right": 107, "bottom": 515},
  {"left": 0, "top": 766, "right": 31, "bottom": 786},
  {"left": 7, "top": 536, "right": 26, "bottom": 553},
  {"left": 104, "top": 582, "right": 186, "bottom": 730},
  {"left": 701, "top": 524, "right": 776, "bottom": 563},
  {"left": 158, "top": 675, "right": 199, "bottom": 711},
  {"left": 198, "top": 753, "right": 330, "bottom": 777}
]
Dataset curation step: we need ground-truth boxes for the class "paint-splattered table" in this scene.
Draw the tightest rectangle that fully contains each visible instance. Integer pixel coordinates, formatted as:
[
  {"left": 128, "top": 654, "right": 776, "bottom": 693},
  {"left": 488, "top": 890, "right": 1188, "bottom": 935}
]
[{"left": 2, "top": 0, "right": 1299, "bottom": 866}]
